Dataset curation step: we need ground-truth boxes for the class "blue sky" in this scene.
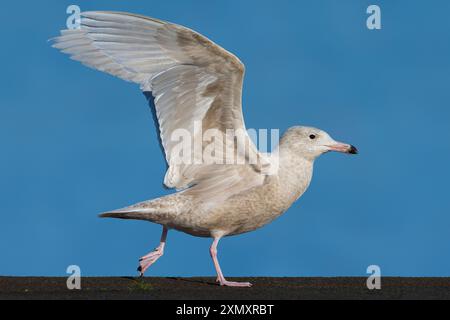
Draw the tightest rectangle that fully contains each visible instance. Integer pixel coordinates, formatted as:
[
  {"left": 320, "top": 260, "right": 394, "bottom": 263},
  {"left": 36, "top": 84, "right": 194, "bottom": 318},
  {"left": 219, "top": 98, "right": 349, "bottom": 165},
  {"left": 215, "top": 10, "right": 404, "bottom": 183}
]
[{"left": 1, "top": 0, "right": 450, "bottom": 277}]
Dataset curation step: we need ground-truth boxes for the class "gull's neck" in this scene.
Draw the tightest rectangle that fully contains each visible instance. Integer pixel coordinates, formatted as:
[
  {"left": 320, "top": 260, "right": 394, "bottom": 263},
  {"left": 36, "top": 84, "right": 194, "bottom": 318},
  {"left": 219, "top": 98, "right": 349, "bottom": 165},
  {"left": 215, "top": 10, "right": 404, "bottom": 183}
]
[{"left": 275, "top": 138, "right": 315, "bottom": 202}]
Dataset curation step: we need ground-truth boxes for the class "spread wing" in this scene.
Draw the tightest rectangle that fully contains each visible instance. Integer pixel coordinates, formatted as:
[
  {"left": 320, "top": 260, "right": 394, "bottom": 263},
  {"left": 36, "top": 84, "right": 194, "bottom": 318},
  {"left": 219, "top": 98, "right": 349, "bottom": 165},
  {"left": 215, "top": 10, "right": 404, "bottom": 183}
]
[{"left": 52, "top": 11, "right": 268, "bottom": 203}]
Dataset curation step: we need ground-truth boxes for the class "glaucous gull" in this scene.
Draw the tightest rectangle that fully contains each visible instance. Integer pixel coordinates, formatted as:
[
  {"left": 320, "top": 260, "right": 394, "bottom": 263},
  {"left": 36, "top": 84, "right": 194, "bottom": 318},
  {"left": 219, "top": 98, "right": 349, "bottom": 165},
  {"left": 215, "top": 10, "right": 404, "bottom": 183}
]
[{"left": 52, "top": 11, "right": 357, "bottom": 287}]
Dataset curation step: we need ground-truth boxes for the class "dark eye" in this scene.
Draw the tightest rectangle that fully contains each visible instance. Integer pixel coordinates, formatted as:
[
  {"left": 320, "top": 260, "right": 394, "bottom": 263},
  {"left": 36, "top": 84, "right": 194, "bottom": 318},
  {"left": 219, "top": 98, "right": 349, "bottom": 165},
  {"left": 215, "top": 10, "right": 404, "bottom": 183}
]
[{"left": 309, "top": 134, "right": 316, "bottom": 140}]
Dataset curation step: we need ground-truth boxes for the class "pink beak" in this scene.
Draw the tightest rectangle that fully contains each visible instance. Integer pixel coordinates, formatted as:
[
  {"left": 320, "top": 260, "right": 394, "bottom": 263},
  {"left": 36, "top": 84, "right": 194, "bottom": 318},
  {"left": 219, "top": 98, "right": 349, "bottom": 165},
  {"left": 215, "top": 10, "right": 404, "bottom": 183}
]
[{"left": 326, "top": 142, "right": 358, "bottom": 154}]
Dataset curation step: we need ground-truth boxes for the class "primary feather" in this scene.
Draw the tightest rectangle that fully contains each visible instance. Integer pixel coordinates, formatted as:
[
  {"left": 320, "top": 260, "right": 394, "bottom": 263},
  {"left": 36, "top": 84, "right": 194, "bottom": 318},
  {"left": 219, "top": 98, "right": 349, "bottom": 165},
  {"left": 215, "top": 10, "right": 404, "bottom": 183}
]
[{"left": 52, "top": 11, "right": 268, "bottom": 204}]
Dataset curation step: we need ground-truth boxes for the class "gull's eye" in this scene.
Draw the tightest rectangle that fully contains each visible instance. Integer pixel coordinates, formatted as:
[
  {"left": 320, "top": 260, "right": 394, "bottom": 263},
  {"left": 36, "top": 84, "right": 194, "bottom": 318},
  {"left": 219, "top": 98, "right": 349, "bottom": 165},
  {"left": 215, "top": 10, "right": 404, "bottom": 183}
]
[{"left": 309, "top": 134, "right": 316, "bottom": 140}]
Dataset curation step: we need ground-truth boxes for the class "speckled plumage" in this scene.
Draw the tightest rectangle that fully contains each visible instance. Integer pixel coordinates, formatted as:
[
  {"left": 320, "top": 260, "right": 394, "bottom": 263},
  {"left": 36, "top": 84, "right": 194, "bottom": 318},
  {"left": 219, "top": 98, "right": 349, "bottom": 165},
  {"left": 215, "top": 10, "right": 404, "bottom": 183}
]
[
  {"left": 52, "top": 11, "right": 357, "bottom": 286},
  {"left": 103, "top": 131, "right": 314, "bottom": 238}
]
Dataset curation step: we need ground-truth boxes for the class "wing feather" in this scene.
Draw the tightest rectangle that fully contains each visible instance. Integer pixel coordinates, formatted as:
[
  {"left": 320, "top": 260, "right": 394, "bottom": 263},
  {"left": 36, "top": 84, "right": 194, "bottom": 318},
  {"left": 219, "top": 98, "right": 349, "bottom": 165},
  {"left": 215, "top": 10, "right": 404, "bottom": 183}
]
[{"left": 52, "top": 11, "right": 267, "bottom": 204}]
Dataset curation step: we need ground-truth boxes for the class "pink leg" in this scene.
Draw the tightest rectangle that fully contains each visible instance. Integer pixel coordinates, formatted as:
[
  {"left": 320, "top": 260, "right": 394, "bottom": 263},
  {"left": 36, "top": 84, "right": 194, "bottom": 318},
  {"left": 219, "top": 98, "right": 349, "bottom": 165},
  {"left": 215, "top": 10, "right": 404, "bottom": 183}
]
[
  {"left": 210, "top": 237, "right": 252, "bottom": 287},
  {"left": 138, "top": 227, "right": 168, "bottom": 276}
]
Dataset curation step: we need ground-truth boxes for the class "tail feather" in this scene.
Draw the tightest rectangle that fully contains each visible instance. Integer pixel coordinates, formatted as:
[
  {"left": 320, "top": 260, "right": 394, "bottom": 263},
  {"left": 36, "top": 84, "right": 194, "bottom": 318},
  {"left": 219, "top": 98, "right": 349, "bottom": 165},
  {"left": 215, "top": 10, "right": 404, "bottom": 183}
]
[
  {"left": 99, "top": 206, "right": 157, "bottom": 221},
  {"left": 99, "top": 196, "right": 180, "bottom": 222}
]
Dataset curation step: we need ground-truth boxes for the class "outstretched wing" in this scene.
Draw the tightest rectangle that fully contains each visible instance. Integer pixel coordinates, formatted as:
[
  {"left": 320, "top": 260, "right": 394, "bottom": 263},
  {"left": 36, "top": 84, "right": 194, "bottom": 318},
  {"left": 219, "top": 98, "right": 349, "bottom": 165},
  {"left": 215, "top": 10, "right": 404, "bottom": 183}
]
[{"left": 52, "top": 11, "right": 267, "bottom": 202}]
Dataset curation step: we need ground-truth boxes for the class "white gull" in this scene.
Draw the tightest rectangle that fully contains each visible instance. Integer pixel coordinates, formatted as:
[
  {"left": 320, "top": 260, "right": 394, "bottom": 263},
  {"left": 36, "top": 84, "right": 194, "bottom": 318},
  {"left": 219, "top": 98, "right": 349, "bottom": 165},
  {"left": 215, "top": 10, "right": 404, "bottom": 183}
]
[{"left": 52, "top": 11, "right": 357, "bottom": 287}]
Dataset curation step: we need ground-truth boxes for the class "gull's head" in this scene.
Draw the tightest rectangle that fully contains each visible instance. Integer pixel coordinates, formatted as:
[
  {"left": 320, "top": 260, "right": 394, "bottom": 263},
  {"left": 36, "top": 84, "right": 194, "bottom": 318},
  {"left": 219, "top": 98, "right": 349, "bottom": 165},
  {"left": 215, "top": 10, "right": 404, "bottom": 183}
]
[{"left": 282, "top": 126, "right": 358, "bottom": 160}]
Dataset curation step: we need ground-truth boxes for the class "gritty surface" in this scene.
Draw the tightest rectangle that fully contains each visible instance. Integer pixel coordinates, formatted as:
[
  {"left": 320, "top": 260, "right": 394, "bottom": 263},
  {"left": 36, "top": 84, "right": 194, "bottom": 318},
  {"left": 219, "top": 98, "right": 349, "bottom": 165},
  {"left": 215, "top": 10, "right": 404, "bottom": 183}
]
[{"left": 1, "top": 277, "right": 450, "bottom": 300}]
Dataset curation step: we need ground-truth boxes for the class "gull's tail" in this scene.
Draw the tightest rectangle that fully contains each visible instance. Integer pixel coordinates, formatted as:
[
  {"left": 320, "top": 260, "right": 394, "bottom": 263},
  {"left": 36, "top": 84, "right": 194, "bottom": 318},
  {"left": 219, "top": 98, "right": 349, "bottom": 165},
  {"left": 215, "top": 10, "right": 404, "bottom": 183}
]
[
  {"left": 99, "top": 195, "right": 182, "bottom": 223},
  {"left": 99, "top": 206, "right": 157, "bottom": 221},
  {"left": 99, "top": 198, "right": 161, "bottom": 221}
]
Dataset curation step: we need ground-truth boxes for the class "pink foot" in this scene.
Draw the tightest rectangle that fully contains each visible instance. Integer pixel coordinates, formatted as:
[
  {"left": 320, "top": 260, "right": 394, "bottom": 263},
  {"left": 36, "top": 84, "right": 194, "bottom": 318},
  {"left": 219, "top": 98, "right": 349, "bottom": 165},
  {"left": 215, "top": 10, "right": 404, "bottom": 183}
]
[
  {"left": 209, "top": 237, "right": 252, "bottom": 288},
  {"left": 218, "top": 279, "right": 252, "bottom": 287},
  {"left": 138, "top": 227, "right": 168, "bottom": 276},
  {"left": 137, "top": 247, "right": 163, "bottom": 276}
]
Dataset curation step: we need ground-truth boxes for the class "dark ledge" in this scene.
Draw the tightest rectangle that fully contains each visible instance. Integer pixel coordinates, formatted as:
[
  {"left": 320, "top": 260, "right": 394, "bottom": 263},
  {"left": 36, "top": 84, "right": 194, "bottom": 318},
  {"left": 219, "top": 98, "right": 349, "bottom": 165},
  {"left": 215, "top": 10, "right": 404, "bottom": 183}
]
[{"left": 1, "top": 277, "right": 450, "bottom": 300}]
